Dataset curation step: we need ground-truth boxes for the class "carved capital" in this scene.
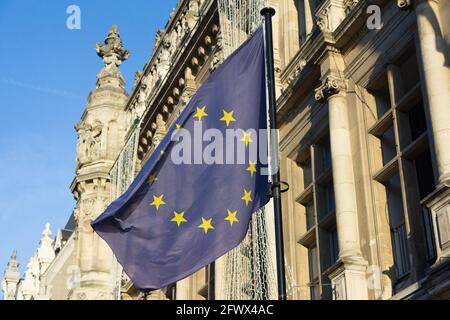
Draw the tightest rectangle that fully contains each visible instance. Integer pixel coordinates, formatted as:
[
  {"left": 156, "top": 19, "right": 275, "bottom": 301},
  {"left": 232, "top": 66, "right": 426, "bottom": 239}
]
[
  {"left": 397, "top": 0, "right": 411, "bottom": 10},
  {"left": 315, "top": 76, "right": 346, "bottom": 102}
]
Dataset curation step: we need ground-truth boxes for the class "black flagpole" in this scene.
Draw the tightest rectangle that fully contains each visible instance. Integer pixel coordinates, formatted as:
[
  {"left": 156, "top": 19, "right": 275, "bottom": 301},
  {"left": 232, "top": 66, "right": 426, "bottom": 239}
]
[{"left": 261, "top": 7, "right": 287, "bottom": 301}]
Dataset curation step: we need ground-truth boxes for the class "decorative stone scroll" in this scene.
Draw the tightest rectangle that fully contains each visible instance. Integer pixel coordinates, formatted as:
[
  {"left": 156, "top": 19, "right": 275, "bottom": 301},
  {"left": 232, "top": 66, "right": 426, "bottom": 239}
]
[{"left": 314, "top": 75, "right": 346, "bottom": 102}]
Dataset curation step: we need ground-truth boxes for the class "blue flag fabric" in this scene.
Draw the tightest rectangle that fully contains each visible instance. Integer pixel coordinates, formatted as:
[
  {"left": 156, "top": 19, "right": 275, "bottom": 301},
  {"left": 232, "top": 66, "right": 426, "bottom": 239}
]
[{"left": 92, "top": 27, "right": 269, "bottom": 290}]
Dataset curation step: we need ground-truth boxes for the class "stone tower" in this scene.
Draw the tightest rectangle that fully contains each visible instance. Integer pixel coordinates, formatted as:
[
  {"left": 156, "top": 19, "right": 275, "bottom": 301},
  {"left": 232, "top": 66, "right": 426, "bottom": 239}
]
[
  {"left": 70, "top": 25, "right": 130, "bottom": 300},
  {"left": 1, "top": 250, "right": 20, "bottom": 300}
]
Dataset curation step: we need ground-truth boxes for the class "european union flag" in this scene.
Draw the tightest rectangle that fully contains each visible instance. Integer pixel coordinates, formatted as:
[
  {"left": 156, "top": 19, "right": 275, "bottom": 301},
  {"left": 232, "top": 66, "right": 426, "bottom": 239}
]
[{"left": 92, "top": 27, "right": 269, "bottom": 290}]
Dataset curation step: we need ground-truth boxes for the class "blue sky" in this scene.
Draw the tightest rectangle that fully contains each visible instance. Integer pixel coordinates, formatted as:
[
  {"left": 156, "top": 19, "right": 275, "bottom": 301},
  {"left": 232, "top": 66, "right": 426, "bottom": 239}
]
[{"left": 0, "top": 0, "right": 178, "bottom": 291}]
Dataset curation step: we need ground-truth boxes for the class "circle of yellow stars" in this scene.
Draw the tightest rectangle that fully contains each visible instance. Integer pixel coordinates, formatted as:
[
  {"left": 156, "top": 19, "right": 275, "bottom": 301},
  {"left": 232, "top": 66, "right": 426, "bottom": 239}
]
[{"left": 146, "top": 104, "right": 258, "bottom": 234}]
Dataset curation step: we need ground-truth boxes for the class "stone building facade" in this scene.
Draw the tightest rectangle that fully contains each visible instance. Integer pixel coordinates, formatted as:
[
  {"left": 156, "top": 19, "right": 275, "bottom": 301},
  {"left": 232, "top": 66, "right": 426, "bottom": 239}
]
[{"left": 3, "top": 0, "right": 450, "bottom": 300}]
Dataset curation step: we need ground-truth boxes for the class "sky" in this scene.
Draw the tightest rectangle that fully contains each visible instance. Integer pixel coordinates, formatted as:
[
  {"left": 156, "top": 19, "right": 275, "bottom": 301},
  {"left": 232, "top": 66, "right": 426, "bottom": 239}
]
[{"left": 0, "top": 0, "right": 178, "bottom": 293}]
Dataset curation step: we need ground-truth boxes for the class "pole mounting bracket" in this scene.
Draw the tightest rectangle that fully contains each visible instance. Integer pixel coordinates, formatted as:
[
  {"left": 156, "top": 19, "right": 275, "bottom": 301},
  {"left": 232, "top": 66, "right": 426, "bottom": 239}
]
[{"left": 268, "top": 181, "right": 290, "bottom": 198}]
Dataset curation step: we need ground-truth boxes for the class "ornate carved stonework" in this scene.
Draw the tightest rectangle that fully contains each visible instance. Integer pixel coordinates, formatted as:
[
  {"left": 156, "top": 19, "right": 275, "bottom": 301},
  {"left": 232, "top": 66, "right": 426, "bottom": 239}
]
[
  {"left": 344, "top": 0, "right": 359, "bottom": 13},
  {"left": 95, "top": 25, "right": 130, "bottom": 90},
  {"left": 132, "top": 71, "right": 144, "bottom": 90},
  {"left": 75, "top": 122, "right": 103, "bottom": 166},
  {"left": 96, "top": 25, "right": 130, "bottom": 68},
  {"left": 397, "top": 0, "right": 411, "bottom": 10},
  {"left": 316, "top": 8, "right": 330, "bottom": 32},
  {"left": 210, "top": 31, "right": 224, "bottom": 72},
  {"left": 157, "top": 38, "right": 171, "bottom": 80},
  {"left": 75, "top": 292, "right": 87, "bottom": 300},
  {"left": 315, "top": 0, "right": 349, "bottom": 33},
  {"left": 187, "top": 0, "right": 200, "bottom": 27},
  {"left": 154, "top": 30, "right": 164, "bottom": 52},
  {"left": 180, "top": 87, "right": 195, "bottom": 107},
  {"left": 67, "top": 25, "right": 131, "bottom": 301},
  {"left": 286, "top": 60, "right": 307, "bottom": 87},
  {"left": 315, "top": 75, "right": 346, "bottom": 102},
  {"left": 152, "top": 114, "right": 167, "bottom": 147}
]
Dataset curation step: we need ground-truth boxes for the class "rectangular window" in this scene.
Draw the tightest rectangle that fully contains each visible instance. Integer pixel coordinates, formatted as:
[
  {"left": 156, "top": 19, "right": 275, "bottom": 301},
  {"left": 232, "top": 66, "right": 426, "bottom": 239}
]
[
  {"left": 306, "top": 201, "right": 315, "bottom": 230},
  {"left": 386, "top": 174, "right": 405, "bottom": 228},
  {"left": 400, "top": 53, "right": 421, "bottom": 93},
  {"left": 296, "top": 0, "right": 307, "bottom": 44},
  {"left": 391, "top": 223, "right": 410, "bottom": 278},
  {"left": 422, "top": 207, "right": 437, "bottom": 262},
  {"left": 373, "top": 82, "right": 391, "bottom": 118},
  {"left": 296, "top": 0, "right": 319, "bottom": 45},
  {"left": 369, "top": 48, "right": 438, "bottom": 287},
  {"left": 386, "top": 174, "right": 410, "bottom": 278},
  {"left": 308, "top": 246, "right": 319, "bottom": 281},
  {"left": 315, "top": 137, "right": 331, "bottom": 175},
  {"left": 318, "top": 226, "right": 339, "bottom": 271},
  {"left": 321, "top": 138, "right": 331, "bottom": 171},
  {"left": 329, "top": 228, "right": 339, "bottom": 265},
  {"left": 297, "top": 129, "right": 337, "bottom": 300},
  {"left": 308, "top": 245, "right": 320, "bottom": 300},
  {"left": 414, "top": 149, "right": 435, "bottom": 200},
  {"left": 302, "top": 158, "right": 313, "bottom": 187},
  {"left": 407, "top": 102, "right": 427, "bottom": 142},
  {"left": 381, "top": 126, "right": 396, "bottom": 166},
  {"left": 325, "top": 182, "right": 335, "bottom": 214},
  {"left": 317, "top": 182, "right": 334, "bottom": 221}
]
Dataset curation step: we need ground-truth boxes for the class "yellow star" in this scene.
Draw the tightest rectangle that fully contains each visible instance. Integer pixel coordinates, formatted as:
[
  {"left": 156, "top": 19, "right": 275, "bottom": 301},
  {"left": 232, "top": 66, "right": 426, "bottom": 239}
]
[
  {"left": 241, "top": 189, "right": 253, "bottom": 206},
  {"left": 240, "top": 130, "right": 253, "bottom": 147},
  {"left": 176, "top": 124, "right": 182, "bottom": 129},
  {"left": 171, "top": 211, "right": 187, "bottom": 227},
  {"left": 246, "top": 162, "right": 257, "bottom": 176},
  {"left": 150, "top": 195, "right": 166, "bottom": 210},
  {"left": 193, "top": 106, "right": 208, "bottom": 121},
  {"left": 225, "top": 210, "right": 239, "bottom": 227},
  {"left": 219, "top": 110, "right": 236, "bottom": 127},
  {"left": 147, "top": 174, "right": 158, "bottom": 187},
  {"left": 160, "top": 150, "right": 165, "bottom": 155},
  {"left": 198, "top": 217, "right": 215, "bottom": 234}
]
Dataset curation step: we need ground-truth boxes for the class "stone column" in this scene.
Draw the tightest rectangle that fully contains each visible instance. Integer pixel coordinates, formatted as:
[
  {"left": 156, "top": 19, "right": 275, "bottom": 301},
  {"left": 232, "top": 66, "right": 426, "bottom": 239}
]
[
  {"left": 415, "top": 0, "right": 450, "bottom": 266},
  {"left": 415, "top": 0, "right": 450, "bottom": 185},
  {"left": 315, "top": 75, "right": 368, "bottom": 300}
]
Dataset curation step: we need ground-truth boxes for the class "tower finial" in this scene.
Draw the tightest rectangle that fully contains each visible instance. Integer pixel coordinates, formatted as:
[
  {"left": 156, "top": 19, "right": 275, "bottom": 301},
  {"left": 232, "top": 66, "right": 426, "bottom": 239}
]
[
  {"left": 109, "top": 24, "right": 119, "bottom": 37},
  {"left": 95, "top": 24, "right": 130, "bottom": 68},
  {"left": 4, "top": 249, "right": 19, "bottom": 276},
  {"left": 42, "top": 223, "right": 52, "bottom": 239}
]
